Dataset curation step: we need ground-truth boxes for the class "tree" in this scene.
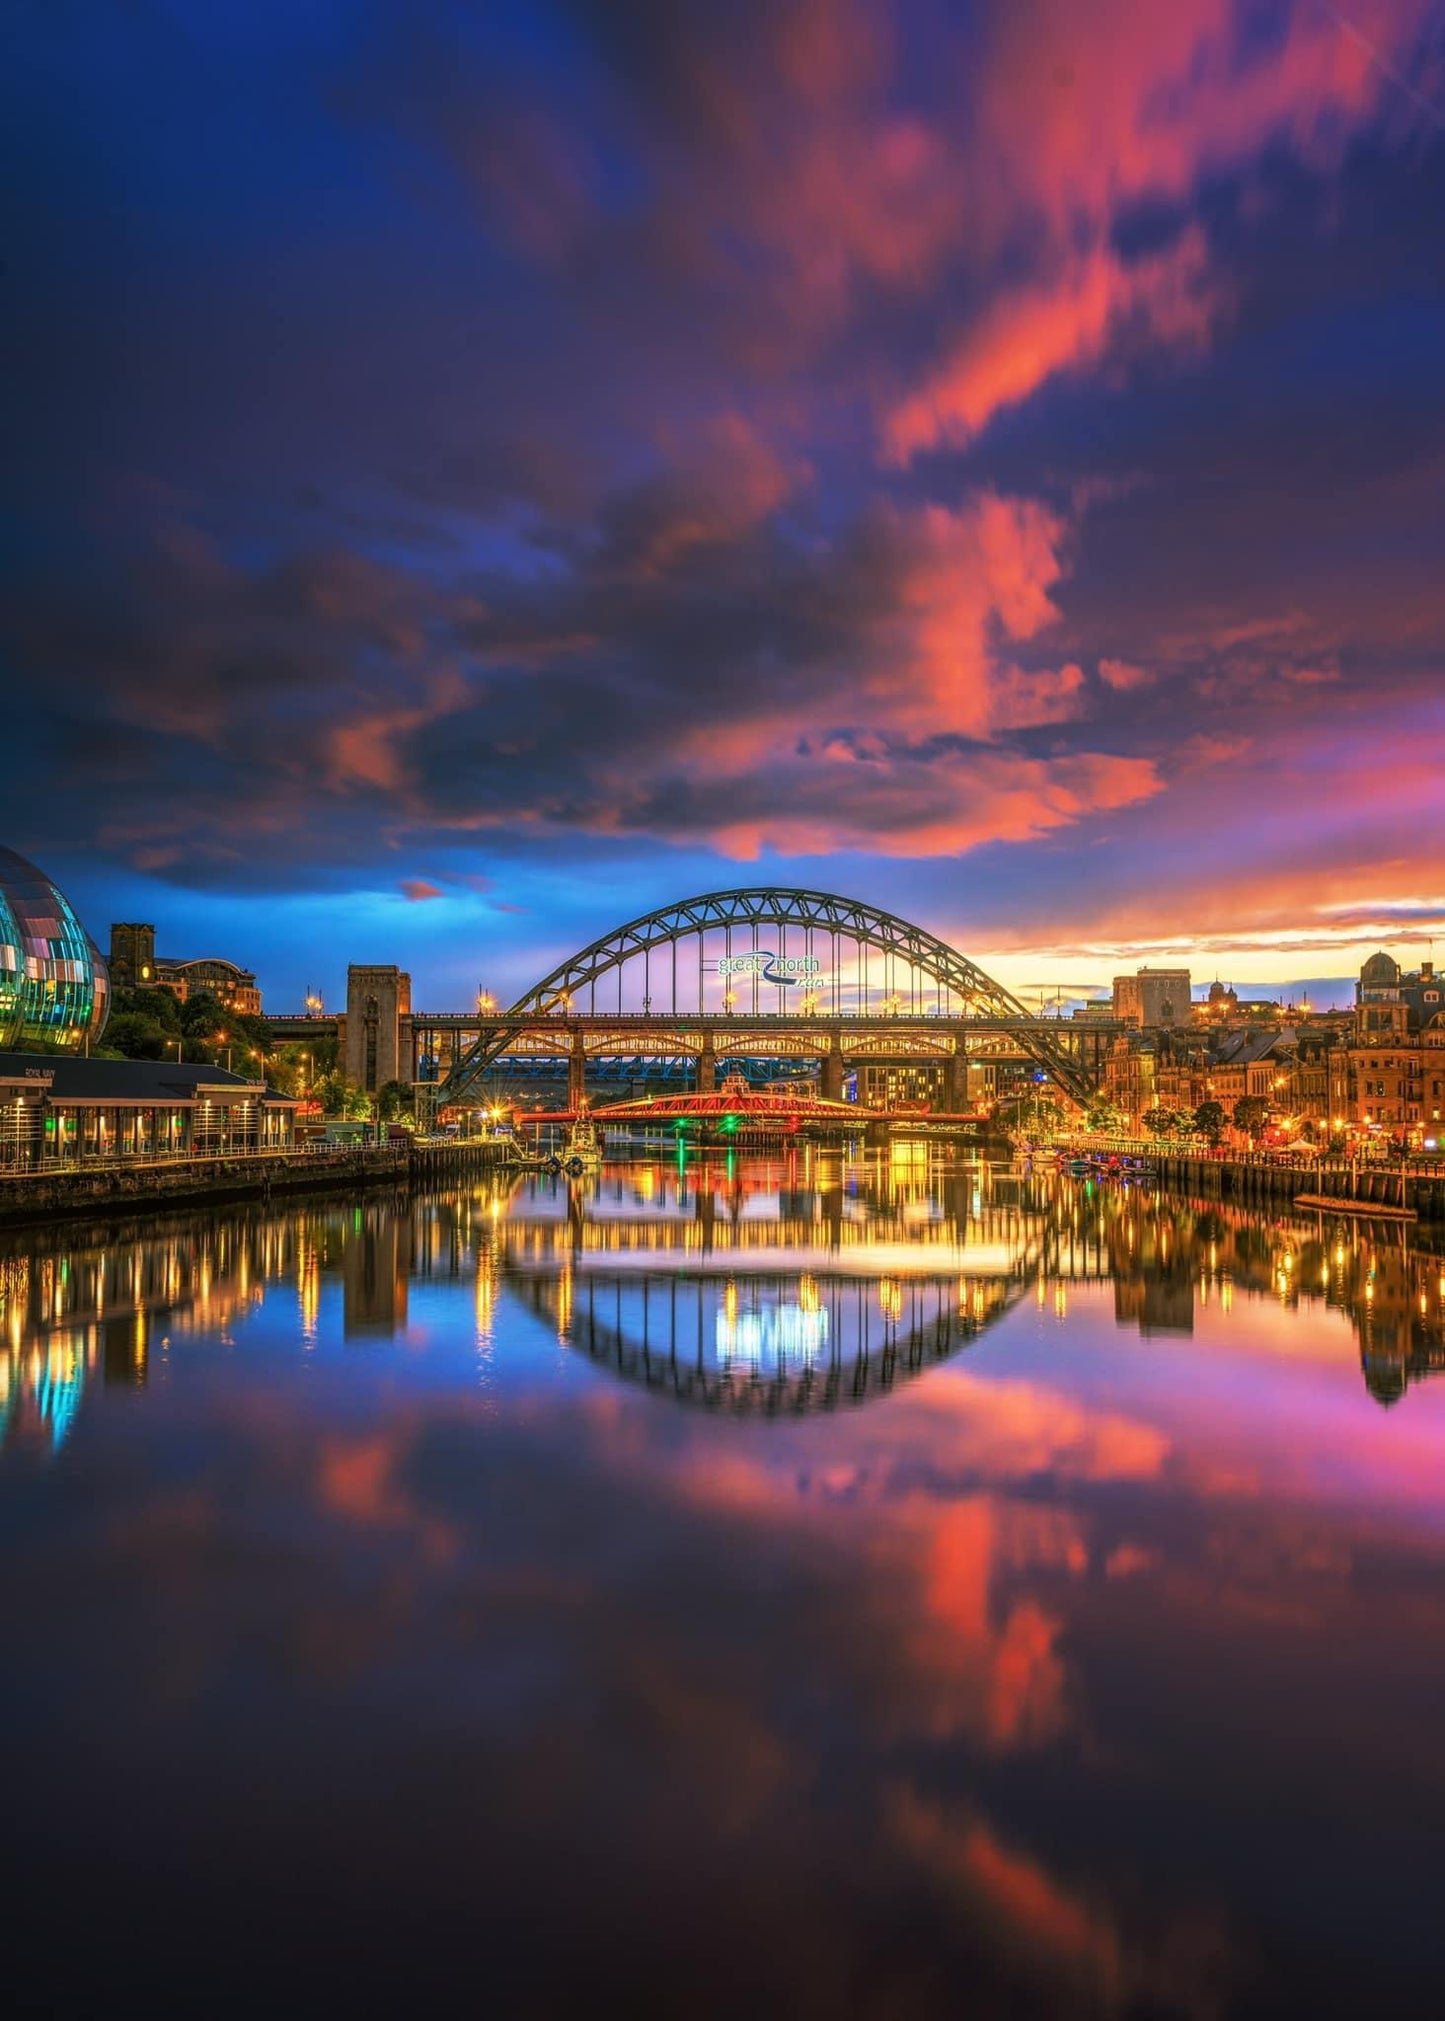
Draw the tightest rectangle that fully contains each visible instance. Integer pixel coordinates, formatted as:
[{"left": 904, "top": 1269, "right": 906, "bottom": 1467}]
[
  {"left": 265, "top": 1037, "right": 338, "bottom": 1096},
  {"left": 1142, "top": 1106, "right": 1187, "bottom": 1137},
  {"left": 179, "top": 988, "right": 227, "bottom": 1038},
  {"left": 1233, "top": 1094, "right": 1270, "bottom": 1140},
  {"left": 110, "top": 984, "right": 181, "bottom": 1030},
  {"left": 376, "top": 1079, "right": 414, "bottom": 1123},
  {"left": 314, "top": 1073, "right": 371, "bottom": 1119},
  {"left": 101, "top": 1011, "right": 175, "bottom": 1061},
  {"left": 1193, "top": 1099, "right": 1227, "bottom": 1145},
  {"left": 1084, "top": 1094, "right": 1129, "bottom": 1136}
]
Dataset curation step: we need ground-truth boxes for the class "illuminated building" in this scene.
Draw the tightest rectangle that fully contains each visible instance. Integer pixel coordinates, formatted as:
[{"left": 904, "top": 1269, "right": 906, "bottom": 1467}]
[
  {"left": 1113, "top": 967, "right": 1192, "bottom": 1028},
  {"left": 0, "top": 844, "right": 110, "bottom": 1051},
  {"left": 0, "top": 1053, "right": 297, "bottom": 1167},
  {"left": 1356, "top": 951, "right": 1443, "bottom": 1037},
  {"left": 154, "top": 957, "right": 262, "bottom": 1015},
  {"left": 108, "top": 922, "right": 262, "bottom": 1014}
]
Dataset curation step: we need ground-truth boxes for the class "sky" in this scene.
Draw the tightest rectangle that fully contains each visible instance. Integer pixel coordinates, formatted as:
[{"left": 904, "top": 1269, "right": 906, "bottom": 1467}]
[{"left": 3, "top": 0, "right": 1444, "bottom": 1011}]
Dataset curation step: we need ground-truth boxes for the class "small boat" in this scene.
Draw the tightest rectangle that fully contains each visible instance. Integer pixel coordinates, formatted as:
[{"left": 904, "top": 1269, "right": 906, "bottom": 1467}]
[{"left": 553, "top": 1113, "right": 604, "bottom": 1177}]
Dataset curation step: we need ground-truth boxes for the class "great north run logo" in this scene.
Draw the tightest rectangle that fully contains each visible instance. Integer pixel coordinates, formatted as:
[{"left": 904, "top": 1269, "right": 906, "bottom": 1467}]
[{"left": 716, "top": 952, "right": 822, "bottom": 986}]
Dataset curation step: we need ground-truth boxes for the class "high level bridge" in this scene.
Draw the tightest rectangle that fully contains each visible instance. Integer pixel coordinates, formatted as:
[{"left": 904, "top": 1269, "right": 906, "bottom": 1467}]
[{"left": 263, "top": 888, "right": 1120, "bottom": 1111}]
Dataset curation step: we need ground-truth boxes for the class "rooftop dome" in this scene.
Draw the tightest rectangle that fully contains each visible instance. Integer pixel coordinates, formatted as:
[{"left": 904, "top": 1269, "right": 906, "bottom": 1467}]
[
  {"left": 1359, "top": 950, "right": 1401, "bottom": 985},
  {"left": 0, "top": 846, "right": 110, "bottom": 1051}
]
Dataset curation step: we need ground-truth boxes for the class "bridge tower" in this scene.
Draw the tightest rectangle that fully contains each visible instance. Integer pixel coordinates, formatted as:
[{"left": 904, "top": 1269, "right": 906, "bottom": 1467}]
[
  {"left": 344, "top": 964, "right": 412, "bottom": 1093},
  {"left": 568, "top": 1030, "right": 587, "bottom": 1110},
  {"left": 821, "top": 1031, "right": 845, "bottom": 1102}
]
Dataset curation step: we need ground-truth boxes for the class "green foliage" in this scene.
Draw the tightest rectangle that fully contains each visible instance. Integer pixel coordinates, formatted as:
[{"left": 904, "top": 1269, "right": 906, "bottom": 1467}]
[
  {"left": 179, "top": 989, "right": 227, "bottom": 1036},
  {"left": 1013, "top": 1091, "right": 1065, "bottom": 1134},
  {"left": 102, "top": 1012, "right": 175, "bottom": 1062},
  {"left": 103, "top": 985, "right": 273, "bottom": 1077},
  {"left": 1193, "top": 1099, "right": 1227, "bottom": 1144},
  {"left": 1232, "top": 1094, "right": 1270, "bottom": 1138},
  {"left": 314, "top": 1072, "right": 372, "bottom": 1119},
  {"left": 376, "top": 1079, "right": 414, "bottom": 1122},
  {"left": 1084, "top": 1094, "right": 1129, "bottom": 1135},
  {"left": 111, "top": 984, "right": 181, "bottom": 1029},
  {"left": 1141, "top": 1106, "right": 1189, "bottom": 1137},
  {"left": 264, "top": 1038, "right": 337, "bottom": 1096}
]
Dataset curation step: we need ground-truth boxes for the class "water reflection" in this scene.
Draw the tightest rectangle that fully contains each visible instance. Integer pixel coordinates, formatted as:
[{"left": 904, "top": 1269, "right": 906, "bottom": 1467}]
[
  {"left": 3, "top": 1155, "right": 1443, "bottom": 1454},
  {"left": 4, "top": 1154, "right": 1445, "bottom": 2016}
]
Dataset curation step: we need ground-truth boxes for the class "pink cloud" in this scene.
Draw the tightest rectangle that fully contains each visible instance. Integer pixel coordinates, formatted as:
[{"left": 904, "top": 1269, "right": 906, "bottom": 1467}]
[
  {"left": 692, "top": 747, "right": 1163, "bottom": 862},
  {"left": 1098, "top": 657, "right": 1154, "bottom": 692},
  {"left": 972, "top": 0, "right": 1436, "bottom": 244},
  {"left": 873, "top": 2, "right": 1435, "bottom": 457},
  {"left": 863, "top": 492, "right": 1070, "bottom": 737},
  {"left": 885, "top": 228, "right": 1219, "bottom": 461},
  {"left": 399, "top": 878, "right": 444, "bottom": 902},
  {"left": 989, "top": 662, "right": 1088, "bottom": 732}
]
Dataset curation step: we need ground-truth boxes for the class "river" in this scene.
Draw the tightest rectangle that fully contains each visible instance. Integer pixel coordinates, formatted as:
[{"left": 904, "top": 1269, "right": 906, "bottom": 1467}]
[{"left": 3, "top": 1149, "right": 1444, "bottom": 2016}]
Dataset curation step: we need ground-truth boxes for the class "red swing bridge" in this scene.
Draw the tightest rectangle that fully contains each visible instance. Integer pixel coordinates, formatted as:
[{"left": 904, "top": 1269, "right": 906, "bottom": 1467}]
[{"left": 516, "top": 1072, "right": 918, "bottom": 1145}]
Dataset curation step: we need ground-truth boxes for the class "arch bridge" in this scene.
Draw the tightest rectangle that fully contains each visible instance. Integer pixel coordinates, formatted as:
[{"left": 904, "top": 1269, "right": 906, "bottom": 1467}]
[{"left": 432, "top": 889, "right": 1107, "bottom": 1109}]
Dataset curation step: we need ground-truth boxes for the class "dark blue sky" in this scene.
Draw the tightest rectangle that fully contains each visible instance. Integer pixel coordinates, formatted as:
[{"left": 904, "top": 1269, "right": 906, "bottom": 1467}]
[{"left": 4, "top": 0, "right": 1443, "bottom": 1006}]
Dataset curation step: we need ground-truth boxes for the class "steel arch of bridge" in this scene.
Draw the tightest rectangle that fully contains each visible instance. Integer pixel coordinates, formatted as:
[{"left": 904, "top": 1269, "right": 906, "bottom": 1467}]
[
  {"left": 435, "top": 887, "right": 1093, "bottom": 1104},
  {"left": 517, "top": 1268, "right": 1020, "bottom": 1416}
]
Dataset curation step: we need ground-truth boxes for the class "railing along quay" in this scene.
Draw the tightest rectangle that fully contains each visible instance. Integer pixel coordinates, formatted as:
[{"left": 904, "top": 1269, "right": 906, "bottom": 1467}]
[
  {"left": 1042, "top": 1136, "right": 1445, "bottom": 1222},
  {"left": 0, "top": 1136, "right": 513, "bottom": 1229}
]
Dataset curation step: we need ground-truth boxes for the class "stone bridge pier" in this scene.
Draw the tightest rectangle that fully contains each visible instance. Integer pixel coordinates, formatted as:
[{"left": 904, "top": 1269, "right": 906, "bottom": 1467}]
[{"left": 821, "top": 1033, "right": 845, "bottom": 1102}]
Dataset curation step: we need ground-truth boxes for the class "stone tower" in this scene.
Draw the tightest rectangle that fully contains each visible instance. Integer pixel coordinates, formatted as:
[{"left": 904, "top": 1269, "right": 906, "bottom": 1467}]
[
  {"left": 343, "top": 964, "right": 413, "bottom": 1091},
  {"left": 109, "top": 922, "right": 156, "bottom": 990}
]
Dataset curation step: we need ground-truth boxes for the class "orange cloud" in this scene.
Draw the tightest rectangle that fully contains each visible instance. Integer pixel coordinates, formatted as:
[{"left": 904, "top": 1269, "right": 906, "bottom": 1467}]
[
  {"left": 891, "top": 1790, "right": 1122, "bottom": 1991},
  {"left": 885, "top": 229, "right": 1218, "bottom": 461}
]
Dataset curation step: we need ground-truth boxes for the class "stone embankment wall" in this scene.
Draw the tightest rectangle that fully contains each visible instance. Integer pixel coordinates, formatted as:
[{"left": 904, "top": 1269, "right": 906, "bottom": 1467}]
[{"left": 0, "top": 1140, "right": 511, "bottom": 1229}]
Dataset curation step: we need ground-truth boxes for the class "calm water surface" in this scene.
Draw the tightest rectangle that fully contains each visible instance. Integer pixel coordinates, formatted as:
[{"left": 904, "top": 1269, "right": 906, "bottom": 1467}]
[{"left": 4, "top": 1150, "right": 1445, "bottom": 2017}]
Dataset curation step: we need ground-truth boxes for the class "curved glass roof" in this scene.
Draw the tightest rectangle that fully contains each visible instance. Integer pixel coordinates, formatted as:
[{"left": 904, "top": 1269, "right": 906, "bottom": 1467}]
[{"left": 0, "top": 846, "right": 110, "bottom": 1051}]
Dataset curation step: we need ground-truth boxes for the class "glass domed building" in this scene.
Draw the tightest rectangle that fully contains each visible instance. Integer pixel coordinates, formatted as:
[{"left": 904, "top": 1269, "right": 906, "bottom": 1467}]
[{"left": 0, "top": 845, "right": 110, "bottom": 1051}]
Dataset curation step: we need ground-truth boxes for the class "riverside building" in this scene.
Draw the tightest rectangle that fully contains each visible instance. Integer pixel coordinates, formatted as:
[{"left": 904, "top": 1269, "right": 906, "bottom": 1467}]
[
  {"left": 0, "top": 845, "right": 110, "bottom": 1051},
  {"left": 108, "top": 922, "right": 262, "bottom": 1014},
  {"left": 0, "top": 1054, "right": 295, "bottom": 1169}
]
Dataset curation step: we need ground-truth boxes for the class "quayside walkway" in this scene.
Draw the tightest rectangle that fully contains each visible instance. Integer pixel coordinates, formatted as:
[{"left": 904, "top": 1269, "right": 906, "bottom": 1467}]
[{"left": 0, "top": 1138, "right": 511, "bottom": 1229}]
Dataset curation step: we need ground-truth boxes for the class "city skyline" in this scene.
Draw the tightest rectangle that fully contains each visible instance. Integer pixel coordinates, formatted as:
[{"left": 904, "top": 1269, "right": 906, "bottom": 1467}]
[{"left": 5, "top": 2, "right": 1444, "bottom": 1008}]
